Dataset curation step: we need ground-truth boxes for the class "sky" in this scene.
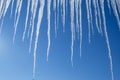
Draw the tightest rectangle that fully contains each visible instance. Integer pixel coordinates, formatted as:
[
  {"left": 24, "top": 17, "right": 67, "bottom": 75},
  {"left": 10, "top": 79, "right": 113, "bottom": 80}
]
[{"left": 0, "top": 0, "right": 120, "bottom": 80}]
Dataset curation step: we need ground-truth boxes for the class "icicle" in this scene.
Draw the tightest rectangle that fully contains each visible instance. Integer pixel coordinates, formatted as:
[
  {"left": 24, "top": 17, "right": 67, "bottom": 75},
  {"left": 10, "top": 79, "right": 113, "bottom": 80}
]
[
  {"left": 46, "top": 0, "right": 51, "bottom": 61},
  {"left": 13, "top": 0, "right": 22, "bottom": 43},
  {"left": 100, "top": 0, "right": 114, "bottom": 80},
  {"left": 53, "top": 0, "right": 57, "bottom": 38},
  {"left": 86, "top": 0, "right": 91, "bottom": 43},
  {"left": 79, "top": 0, "right": 82, "bottom": 57},
  {"left": 92, "top": 0, "right": 101, "bottom": 33},
  {"left": 107, "top": 0, "right": 111, "bottom": 12},
  {"left": 89, "top": 0, "right": 94, "bottom": 34},
  {"left": 110, "top": 0, "right": 120, "bottom": 30},
  {"left": 27, "top": 0, "right": 35, "bottom": 39},
  {"left": 10, "top": 0, "right": 14, "bottom": 17},
  {"left": 22, "top": 0, "right": 30, "bottom": 41},
  {"left": 29, "top": 0, "right": 38, "bottom": 53},
  {"left": 33, "top": 0, "right": 45, "bottom": 78},
  {"left": 96, "top": 0, "right": 103, "bottom": 35},
  {"left": 70, "top": 0, "right": 75, "bottom": 66},
  {"left": 57, "top": 0, "right": 60, "bottom": 32},
  {"left": 75, "top": 0, "right": 79, "bottom": 35},
  {"left": 62, "top": 0, "right": 65, "bottom": 32}
]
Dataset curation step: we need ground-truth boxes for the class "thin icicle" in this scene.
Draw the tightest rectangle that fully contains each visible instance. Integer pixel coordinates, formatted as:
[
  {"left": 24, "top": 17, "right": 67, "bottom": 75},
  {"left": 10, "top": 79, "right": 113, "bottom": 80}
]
[
  {"left": 27, "top": 0, "right": 35, "bottom": 39},
  {"left": 56, "top": 0, "right": 60, "bottom": 32},
  {"left": 96, "top": 0, "right": 103, "bottom": 35},
  {"left": 75, "top": 0, "right": 79, "bottom": 35},
  {"left": 110, "top": 0, "right": 120, "bottom": 30},
  {"left": 46, "top": 0, "right": 51, "bottom": 61},
  {"left": 62, "top": 0, "right": 65, "bottom": 32},
  {"left": 92, "top": 0, "right": 101, "bottom": 33},
  {"left": 10, "top": 0, "right": 14, "bottom": 17},
  {"left": 53, "top": 0, "right": 57, "bottom": 38},
  {"left": 100, "top": 0, "right": 114, "bottom": 80},
  {"left": 22, "top": 0, "right": 30, "bottom": 41},
  {"left": 70, "top": 0, "right": 75, "bottom": 66},
  {"left": 29, "top": 0, "right": 38, "bottom": 53},
  {"left": 33, "top": 0, "right": 45, "bottom": 78},
  {"left": 107, "top": 0, "right": 111, "bottom": 12},
  {"left": 86, "top": 0, "right": 91, "bottom": 43},
  {"left": 89, "top": 0, "right": 94, "bottom": 34},
  {"left": 13, "top": 0, "right": 22, "bottom": 43},
  {"left": 79, "top": 0, "right": 82, "bottom": 57}
]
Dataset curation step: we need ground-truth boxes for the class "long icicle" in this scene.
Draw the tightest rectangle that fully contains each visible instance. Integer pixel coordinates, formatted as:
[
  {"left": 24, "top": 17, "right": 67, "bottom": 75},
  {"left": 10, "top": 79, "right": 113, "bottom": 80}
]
[
  {"left": 79, "top": 0, "right": 82, "bottom": 57},
  {"left": 70, "top": 0, "right": 75, "bottom": 66},
  {"left": 33, "top": 0, "right": 45, "bottom": 78},
  {"left": 100, "top": 0, "right": 114, "bottom": 80},
  {"left": 75, "top": 0, "right": 79, "bottom": 35},
  {"left": 47, "top": 0, "right": 51, "bottom": 61}
]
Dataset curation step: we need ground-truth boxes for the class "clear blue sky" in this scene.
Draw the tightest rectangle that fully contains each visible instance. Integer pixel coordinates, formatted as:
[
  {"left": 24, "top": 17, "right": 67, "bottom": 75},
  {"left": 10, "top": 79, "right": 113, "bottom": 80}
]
[{"left": 0, "top": 0, "right": 120, "bottom": 80}]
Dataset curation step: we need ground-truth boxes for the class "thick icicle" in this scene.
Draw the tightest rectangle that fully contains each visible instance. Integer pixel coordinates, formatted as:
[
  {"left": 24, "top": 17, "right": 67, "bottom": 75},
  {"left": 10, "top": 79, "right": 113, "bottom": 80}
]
[
  {"left": 79, "top": 0, "right": 82, "bottom": 57},
  {"left": 100, "top": 0, "right": 114, "bottom": 80},
  {"left": 46, "top": 0, "right": 51, "bottom": 61},
  {"left": 33, "top": 0, "right": 45, "bottom": 78},
  {"left": 70, "top": 0, "right": 75, "bottom": 66},
  {"left": 29, "top": 0, "right": 38, "bottom": 53},
  {"left": 13, "top": 0, "right": 23, "bottom": 43},
  {"left": 22, "top": 0, "right": 30, "bottom": 41}
]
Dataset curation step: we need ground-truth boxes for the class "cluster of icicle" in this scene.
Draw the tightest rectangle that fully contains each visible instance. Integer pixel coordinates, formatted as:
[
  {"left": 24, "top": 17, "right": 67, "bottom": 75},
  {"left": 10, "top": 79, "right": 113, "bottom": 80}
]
[{"left": 0, "top": 0, "right": 120, "bottom": 80}]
